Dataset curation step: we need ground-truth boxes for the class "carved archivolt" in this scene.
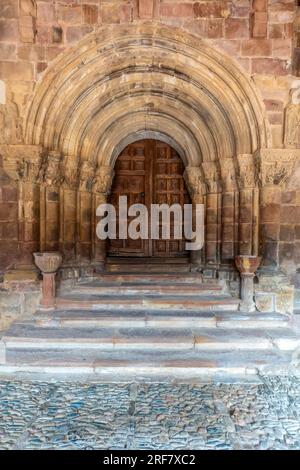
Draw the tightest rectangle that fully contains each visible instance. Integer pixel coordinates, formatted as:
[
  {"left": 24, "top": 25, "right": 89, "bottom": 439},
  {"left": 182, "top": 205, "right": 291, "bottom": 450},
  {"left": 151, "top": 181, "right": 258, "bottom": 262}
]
[{"left": 24, "top": 23, "right": 269, "bottom": 179}]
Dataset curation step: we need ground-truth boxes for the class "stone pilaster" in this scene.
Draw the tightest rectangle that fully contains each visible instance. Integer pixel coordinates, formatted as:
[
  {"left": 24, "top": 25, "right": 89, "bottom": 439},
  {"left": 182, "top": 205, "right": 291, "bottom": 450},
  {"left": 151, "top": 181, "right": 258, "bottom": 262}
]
[
  {"left": 4, "top": 145, "right": 43, "bottom": 282},
  {"left": 257, "top": 149, "right": 299, "bottom": 270}
]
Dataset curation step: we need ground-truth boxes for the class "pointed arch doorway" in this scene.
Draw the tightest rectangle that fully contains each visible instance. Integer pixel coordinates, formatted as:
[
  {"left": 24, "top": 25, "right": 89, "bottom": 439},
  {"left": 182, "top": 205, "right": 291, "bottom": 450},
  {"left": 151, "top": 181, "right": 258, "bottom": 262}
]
[{"left": 108, "top": 139, "right": 191, "bottom": 258}]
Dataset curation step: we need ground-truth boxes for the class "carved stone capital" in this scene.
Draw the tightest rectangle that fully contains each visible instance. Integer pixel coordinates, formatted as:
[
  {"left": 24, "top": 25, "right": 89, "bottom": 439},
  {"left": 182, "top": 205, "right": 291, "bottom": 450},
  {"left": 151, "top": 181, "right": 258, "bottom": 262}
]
[
  {"left": 256, "top": 149, "right": 299, "bottom": 187},
  {"left": 79, "top": 160, "right": 95, "bottom": 192},
  {"left": 39, "top": 150, "right": 62, "bottom": 186},
  {"left": 219, "top": 158, "right": 237, "bottom": 192},
  {"left": 183, "top": 166, "right": 206, "bottom": 199},
  {"left": 201, "top": 161, "right": 221, "bottom": 194},
  {"left": 237, "top": 154, "right": 257, "bottom": 189},
  {"left": 0, "top": 144, "right": 43, "bottom": 182},
  {"left": 93, "top": 165, "right": 115, "bottom": 195},
  {"left": 61, "top": 154, "right": 79, "bottom": 190}
]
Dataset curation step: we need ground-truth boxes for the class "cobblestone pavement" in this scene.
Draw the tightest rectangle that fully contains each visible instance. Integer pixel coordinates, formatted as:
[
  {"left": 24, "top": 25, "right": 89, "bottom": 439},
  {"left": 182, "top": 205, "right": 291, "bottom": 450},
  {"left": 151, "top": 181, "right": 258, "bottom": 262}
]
[{"left": 0, "top": 377, "right": 300, "bottom": 450}]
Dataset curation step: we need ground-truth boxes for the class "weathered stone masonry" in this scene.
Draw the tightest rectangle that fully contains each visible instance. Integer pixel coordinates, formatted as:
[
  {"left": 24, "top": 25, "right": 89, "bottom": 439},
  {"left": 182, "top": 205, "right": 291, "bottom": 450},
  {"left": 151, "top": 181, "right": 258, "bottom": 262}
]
[{"left": 0, "top": 1, "right": 300, "bottom": 325}]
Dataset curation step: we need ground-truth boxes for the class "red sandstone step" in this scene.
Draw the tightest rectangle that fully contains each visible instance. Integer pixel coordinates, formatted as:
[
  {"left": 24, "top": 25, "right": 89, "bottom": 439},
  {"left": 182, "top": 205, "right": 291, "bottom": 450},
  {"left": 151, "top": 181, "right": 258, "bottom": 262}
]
[
  {"left": 91, "top": 273, "right": 206, "bottom": 285},
  {"left": 106, "top": 264, "right": 191, "bottom": 273},
  {"left": 55, "top": 296, "right": 239, "bottom": 311},
  {"left": 69, "top": 284, "right": 224, "bottom": 296},
  {"left": 0, "top": 349, "right": 295, "bottom": 378}
]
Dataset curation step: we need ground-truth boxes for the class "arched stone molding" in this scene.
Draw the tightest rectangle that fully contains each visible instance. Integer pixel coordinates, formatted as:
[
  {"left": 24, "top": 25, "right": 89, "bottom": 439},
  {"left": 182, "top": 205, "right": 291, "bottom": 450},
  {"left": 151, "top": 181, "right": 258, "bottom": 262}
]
[
  {"left": 25, "top": 23, "right": 270, "bottom": 166},
  {"left": 18, "top": 22, "right": 273, "bottom": 276}
]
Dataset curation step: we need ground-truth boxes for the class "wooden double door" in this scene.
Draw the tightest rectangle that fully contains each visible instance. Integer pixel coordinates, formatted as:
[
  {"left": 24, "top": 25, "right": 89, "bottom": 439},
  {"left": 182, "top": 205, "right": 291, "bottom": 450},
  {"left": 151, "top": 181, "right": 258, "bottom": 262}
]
[{"left": 108, "top": 140, "right": 191, "bottom": 257}]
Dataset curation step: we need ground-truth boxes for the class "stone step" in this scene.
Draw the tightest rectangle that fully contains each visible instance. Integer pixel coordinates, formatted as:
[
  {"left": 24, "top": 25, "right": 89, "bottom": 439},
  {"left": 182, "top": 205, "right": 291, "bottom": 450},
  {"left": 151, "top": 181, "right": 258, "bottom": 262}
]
[
  {"left": 0, "top": 348, "right": 295, "bottom": 379},
  {"left": 106, "top": 264, "right": 191, "bottom": 273},
  {"left": 67, "top": 283, "right": 224, "bottom": 297},
  {"left": 91, "top": 273, "right": 204, "bottom": 284},
  {"left": 2, "top": 325, "right": 299, "bottom": 352},
  {"left": 106, "top": 257, "right": 190, "bottom": 265},
  {"left": 55, "top": 295, "right": 239, "bottom": 311},
  {"left": 34, "top": 310, "right": 291, "bottom": 330}
]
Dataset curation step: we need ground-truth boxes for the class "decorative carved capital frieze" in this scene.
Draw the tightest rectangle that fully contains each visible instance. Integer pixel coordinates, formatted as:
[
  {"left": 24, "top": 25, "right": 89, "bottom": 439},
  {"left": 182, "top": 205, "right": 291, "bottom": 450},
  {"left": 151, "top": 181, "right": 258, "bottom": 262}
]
[
  {"left": 219, "top": 158, "right": 237, "bottom": 192},
  {"left": 61, "top": 154, "right": 79, "bottom": 190},
  {"left": 237, "top": 154, "right": 257, "bottom": 189},
  {"left": 93, "top": 165, "right": 115, "bottom": 195},
  {"left": 183, "top": 166, "right": 206, "bottom": 199},
  {"left": 79, "top": 160, "right": 95, "bottom": 192},
  {"left": 256, "top": 149, "right": 299, "bottom": 187},
  {"left": 0, "top": 144, "right": 43, "bottom": 182},
  {"left": 39, "top": 150, "right": 62, "bottom": 186},
  {"left": 201, "top": 161, "right": 221, "bottom": 194}
]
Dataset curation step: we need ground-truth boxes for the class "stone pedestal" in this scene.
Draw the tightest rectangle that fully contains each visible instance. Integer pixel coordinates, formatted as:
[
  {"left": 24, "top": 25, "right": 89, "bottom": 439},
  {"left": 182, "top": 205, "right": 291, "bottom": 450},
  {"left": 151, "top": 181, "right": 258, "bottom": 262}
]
[
  {"left": 34, "top": 252, "right": 62, "bottom": 309},
  {"left": 235, "top": 255, "right": 261, "bottom": 312},
  {"left": 40, "top": 272, "right": 56, "bottom": 308}
]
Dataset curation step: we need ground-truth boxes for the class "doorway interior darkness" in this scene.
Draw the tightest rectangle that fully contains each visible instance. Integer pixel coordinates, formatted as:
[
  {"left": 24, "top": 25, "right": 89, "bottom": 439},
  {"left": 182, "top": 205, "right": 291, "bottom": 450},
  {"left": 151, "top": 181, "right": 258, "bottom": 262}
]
[{"left": 108, "top": 139, "right": 191, "bottom": 257}]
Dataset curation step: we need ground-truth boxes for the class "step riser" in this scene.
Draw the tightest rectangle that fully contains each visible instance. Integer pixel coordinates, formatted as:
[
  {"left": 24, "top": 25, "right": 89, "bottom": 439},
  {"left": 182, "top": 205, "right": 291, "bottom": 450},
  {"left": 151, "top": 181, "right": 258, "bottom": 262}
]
[
  {"left": 0, "top": 364, "right": 257, "bottom": 377},
  {"left": 55, "top": 300, "right": 239, "bottom": 311},
  {"left": 106, "top": 266, "right": 191, "bottom": 273},
  {"left": 68, "top": 288, "right": 224, "bottom": 297},
  {"left": 35, "top": 318, "right": 290, "bottom": 329},
  {"left": 93, "top": 275, "right": 204, "bottom": 284},
  {"left": 4, "top": 339, "right": 297, "bottom": 351}
]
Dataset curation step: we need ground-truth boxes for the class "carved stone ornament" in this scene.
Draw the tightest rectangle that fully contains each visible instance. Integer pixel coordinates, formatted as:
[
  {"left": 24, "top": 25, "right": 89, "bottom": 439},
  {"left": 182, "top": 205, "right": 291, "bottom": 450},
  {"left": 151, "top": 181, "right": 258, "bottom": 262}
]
[
  {"left": 183, "top": 166, "right": 206, "bottom": 198},
  {"left": 237, "top": 154, "right": 257, "bottom": 189},
  {"left": 201, "top": 161, "right": 221, "bottom": 194},
  {"left": 219, "top": 158, "right": 237, "bottom": 192},
  {"left": 17, "top": 158, "right": 41, "bottom": 183},
  {"left": 39, "top": 151, "right": 62, "bottom": 186},
  {"left": 0, "top": 89, "right": 23, "bottom": 145},
  {"left": 79, "top": 160, "right": 95, "bottom": 192},
  {"left": 93, "top": 165, "right": 115, "bottom": 195},
  {"left": 61, "top": 154, "right": 79, "bottom": 190},
  {"left": 257, "top": 149, "right": 299, "bottom": 187},
  {"left": 284, "top": 86, "right": 300, "bottom": 149}
]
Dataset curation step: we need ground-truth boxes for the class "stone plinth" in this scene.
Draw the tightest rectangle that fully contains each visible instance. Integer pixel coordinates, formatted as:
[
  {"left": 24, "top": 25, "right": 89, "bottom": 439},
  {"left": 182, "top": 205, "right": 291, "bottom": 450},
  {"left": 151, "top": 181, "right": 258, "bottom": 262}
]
[
  {"left": 34, "top": 252, "right": 62, "bottom": 309},
  {"left": 235, "top": 255, "right": 261, "bottom": 312}
]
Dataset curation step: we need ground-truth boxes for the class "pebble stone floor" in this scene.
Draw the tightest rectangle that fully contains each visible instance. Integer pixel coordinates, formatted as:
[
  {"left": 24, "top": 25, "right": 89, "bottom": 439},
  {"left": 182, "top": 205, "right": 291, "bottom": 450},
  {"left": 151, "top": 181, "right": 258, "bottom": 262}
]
[{"left": 1, "top": 377, "right": 300, "bottom": 450}]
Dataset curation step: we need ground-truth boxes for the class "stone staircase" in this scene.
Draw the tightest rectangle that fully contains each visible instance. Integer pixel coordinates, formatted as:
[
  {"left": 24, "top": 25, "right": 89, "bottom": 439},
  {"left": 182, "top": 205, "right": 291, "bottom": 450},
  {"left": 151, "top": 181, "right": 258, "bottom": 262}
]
[{"left": 0, "top": 260, "right": 299, "bottom": 380}]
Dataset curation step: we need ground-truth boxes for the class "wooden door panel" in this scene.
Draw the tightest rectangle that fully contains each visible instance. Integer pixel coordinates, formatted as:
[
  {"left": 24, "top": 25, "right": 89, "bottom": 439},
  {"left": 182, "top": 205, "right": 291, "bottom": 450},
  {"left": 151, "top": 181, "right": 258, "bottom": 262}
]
[{"left": 108, "top": 139, "right": 190, "bottom": 257}]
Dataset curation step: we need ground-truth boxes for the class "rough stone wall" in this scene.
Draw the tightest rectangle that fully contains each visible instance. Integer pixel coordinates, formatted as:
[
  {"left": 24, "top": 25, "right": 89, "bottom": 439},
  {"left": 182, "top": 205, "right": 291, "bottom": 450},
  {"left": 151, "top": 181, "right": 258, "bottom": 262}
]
[{"left": 0, "top": 1, "right": 299, "bottom": 303}]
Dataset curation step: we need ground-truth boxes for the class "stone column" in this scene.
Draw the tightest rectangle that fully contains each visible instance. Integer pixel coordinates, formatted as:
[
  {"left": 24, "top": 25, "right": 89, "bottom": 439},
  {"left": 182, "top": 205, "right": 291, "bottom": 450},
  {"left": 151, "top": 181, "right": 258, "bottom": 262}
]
[
  {"left": 33, "top": 252, "right": 62, "bottom": 309},
  {"left": 59, "top": 155, "right": 79, "bottom": 267},
  {"left": 92, "top": 165, "right": 114, "bottom": 272},
  {"left": 183, "top": 166, "right": 206, "bottom": 267},
  {"left": 202, "top": 162, "right": 222, "bottom": 275},
  {"left": 235, "top": 255, "right": 261, "bottom": 312},
  {"left": 39, "top": 151, "right": 62, "bottom": 253},
  {"left": 76, "top": 161, "right": 95, "bottom": 267},
  {"left": 237, "top": 154, "right": 259, "bottom": 256},
  {"left": 219, "top": 158, "right": 238, "bottom": 263}
]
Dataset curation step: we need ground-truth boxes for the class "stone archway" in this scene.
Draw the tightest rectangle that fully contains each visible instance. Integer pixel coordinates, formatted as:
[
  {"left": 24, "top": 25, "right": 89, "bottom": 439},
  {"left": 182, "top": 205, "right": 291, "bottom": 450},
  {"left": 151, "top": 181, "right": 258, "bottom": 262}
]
[{"left": 13, "top": 22, "right": 275, "bottom": 277}]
